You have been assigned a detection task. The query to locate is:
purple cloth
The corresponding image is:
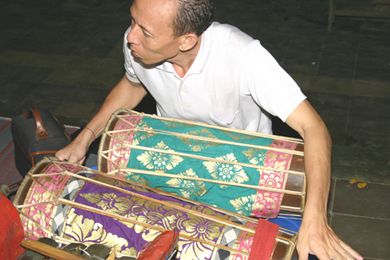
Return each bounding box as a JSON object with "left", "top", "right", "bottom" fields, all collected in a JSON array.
[{"left": 71, "top": 182, "right": 226, "bottom": 253}]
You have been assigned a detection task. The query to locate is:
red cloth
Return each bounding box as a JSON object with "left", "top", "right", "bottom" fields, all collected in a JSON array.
[
  {"left": 137, "top": 230, "right": 179, "bottom": 260},
  {"left": 249, "top": 219, "right": 279, "bottom": 260},
  {"left": 0, "top": 193, "right": 25, "bottom": 259}
]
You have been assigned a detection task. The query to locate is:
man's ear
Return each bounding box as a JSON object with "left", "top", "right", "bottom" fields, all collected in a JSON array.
[{"left": 179, "top": 33, "right": 199, "bottom": 52}]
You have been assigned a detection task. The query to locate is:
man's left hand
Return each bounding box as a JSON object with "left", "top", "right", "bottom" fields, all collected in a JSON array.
[{"left": 296, "top": 213, "right": 363, "bottom": 260}]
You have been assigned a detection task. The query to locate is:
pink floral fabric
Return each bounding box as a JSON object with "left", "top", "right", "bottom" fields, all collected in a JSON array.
[
  {"left": 252, "top": 140, "right": 298, "bottom": 218},
  {"left": 19, "top": 163, "right": 82, "bottom": 239},
  {"left": 106, "top": 114, "right": 142, "bottom": 173}
]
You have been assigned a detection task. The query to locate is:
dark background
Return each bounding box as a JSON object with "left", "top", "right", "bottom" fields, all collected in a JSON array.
[{"left": 0, "top": 1, "right": 389, "bottom": 258}]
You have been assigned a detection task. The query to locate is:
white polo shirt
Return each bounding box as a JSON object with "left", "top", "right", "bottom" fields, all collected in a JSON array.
[{"left": 123, "top": 22, "right": 306, "bottom": 134}]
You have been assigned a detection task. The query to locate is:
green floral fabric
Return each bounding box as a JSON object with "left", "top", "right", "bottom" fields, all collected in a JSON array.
[{"left": 126, "top": 117, "right": 273, "bottom": 215}]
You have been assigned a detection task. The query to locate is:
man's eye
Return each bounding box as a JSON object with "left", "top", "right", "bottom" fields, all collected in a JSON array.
[{"left": 142, "top": 30, "right": 152, "bottom": 38}]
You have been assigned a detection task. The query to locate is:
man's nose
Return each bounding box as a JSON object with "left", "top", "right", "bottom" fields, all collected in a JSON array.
[{"left": 127, "top": 25, "right": 139, "bottom": 45}]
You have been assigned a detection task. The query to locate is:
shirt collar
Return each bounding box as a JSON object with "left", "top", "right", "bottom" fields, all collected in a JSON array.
[{"left": 156, "top": 22, "right": 214, "bottom": 75}]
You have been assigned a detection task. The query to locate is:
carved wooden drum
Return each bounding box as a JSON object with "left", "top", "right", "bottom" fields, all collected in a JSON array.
[
  {"left": 99, "top": 109, "right": 306, "bottom": 218},
  {"left": 14, "top": 158, "right": 298, "bottom": 259}
]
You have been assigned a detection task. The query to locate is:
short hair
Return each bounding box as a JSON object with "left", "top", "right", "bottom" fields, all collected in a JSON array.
[{"left": 172, "top": 0, "right": 215, "bottom": 36}]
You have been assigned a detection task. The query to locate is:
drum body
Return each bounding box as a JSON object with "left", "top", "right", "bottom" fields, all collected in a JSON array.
[
  {"left": 14, "top": 158, "right": 297, "bottom": 259},
  {"left": 99, "top": 109, "right": 306, "bottom": 218}
]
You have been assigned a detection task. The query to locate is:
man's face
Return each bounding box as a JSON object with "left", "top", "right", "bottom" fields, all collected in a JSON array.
[{"left": 127, "top": 0, "right": 181, "bottom": 65}]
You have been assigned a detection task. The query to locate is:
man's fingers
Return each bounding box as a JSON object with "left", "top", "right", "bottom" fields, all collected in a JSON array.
[
  {"left": 325, "top": 231, "right": 360, "bottom": 260},
  {"left": 329, "top": 246, "right": 353, "bottom": 260},
  {"left": 56, "top": 155, "right": 64, "bottom": 161},
  {"left": 339, "top": 241, "right": 363, "bottom": 260},
  {"left": 313, "top": 248, "right": 332, "bottom": 260},
  {"left": 310, "top": 234, "right": 360, "bottom": 260},
  {"left": 68, "top": 154, "right": 80, "bottom": 164},
  {"left": 296, "top": 219, "right": 362, "bottom": 260},
  {"left": 55, "top": 150, "right": 67, "bottom": 161},
  {"left": 55, "top": 151, "right": 85, "bottom": 165},
  {"left": 298, "top": 249, "right": 309, "bottom": 260},
  {"left": 79, "top": 156, "right": 86, "bottom": 165}
]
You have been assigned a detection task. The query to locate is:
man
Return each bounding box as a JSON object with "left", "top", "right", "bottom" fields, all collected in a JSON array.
[{"left": 56, "top": 0, "right": 362, "bottom": 259}]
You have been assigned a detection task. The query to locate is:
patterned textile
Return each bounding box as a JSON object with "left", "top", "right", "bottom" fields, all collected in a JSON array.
[
  {"left": 52, "top": 178, "right": 84, "bottom": 235},
  {"left": 63, "top": 182, "right": 231, "bottom": 259},
  {"left": 104, "top": 112, "right": 298, "bottom": 218},
  {"left": 17, "top": 160, "right": 285, "bottom": 259},
  {"left": 19, "top": 163, "right": 83, "bottom": 239}
]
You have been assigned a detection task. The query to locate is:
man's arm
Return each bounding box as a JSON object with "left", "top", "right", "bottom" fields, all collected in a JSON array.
[
  {"left": 286, "top": 100, "right": 362, "bottom": 260},
  {"left": 56, "top": 75, "right": 147, "bottom": 163}
]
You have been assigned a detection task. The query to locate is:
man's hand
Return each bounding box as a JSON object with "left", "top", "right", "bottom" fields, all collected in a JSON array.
[
  {"left": 286, "top": 101, "right": 363, "bottom": 260},
  {"left": 297, "top": 211, "right": 363, "bottom": 260},
  {"left": 55, "top": 129, "right": 93, "bottom": 164}
]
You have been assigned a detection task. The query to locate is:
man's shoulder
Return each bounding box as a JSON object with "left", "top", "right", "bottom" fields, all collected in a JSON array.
[{"left": 206, "top": 22, "right": 255, "bottom": 49}]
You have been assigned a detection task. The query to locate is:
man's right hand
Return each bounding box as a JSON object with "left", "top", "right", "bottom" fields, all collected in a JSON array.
[{"left": 55, "top": 129, "right": 94, "bottom": 164}]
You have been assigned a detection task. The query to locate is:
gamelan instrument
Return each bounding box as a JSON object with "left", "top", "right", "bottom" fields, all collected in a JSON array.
[
  {"left": 98, "top": 109, "right": 306, "bottom": 218},
  {"left": 14, "top": 158, "right": 298, "bottom": 259}
]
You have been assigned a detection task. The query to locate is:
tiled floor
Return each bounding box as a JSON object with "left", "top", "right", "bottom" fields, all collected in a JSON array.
[
  {"left": 0, "top": 0, "right": 389, "bottom": 258},
  {"left": 329, "top": 179, "right": 390, "bottom": 259}
]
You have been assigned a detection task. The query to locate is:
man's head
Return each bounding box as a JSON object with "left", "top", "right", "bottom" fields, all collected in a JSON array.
[
  {"left": 127, "top": 0, "right": 214, "bottom": 66},
  {"left": 172, "top": 0, "right": 215, "bottom": 36}
]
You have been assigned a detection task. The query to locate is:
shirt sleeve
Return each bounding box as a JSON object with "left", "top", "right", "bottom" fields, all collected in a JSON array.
[
  {"left": 240, "top": 41, "right": 306, "bottom": 122},
  {"left": 123, "top": 27, "right": 141, "bottom": 84}
]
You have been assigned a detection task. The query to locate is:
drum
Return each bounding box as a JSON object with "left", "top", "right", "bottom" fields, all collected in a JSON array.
[
  {"left": 98, "top": 109, "right": 306, "bottom": 218},
  {"left": 14, "top": 158, "right": 297, "bottom": 259}
]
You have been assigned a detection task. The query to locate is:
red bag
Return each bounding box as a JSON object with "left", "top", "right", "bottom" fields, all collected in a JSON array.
[
  {"left": 0, "top": 193, "right": 25, "bottom": 259},
  {"left": 137, "top": 230, "right": 179, "bottom": 260},
  {"left": 248, "top": 219, "right": 279, "bottom": 260}
]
